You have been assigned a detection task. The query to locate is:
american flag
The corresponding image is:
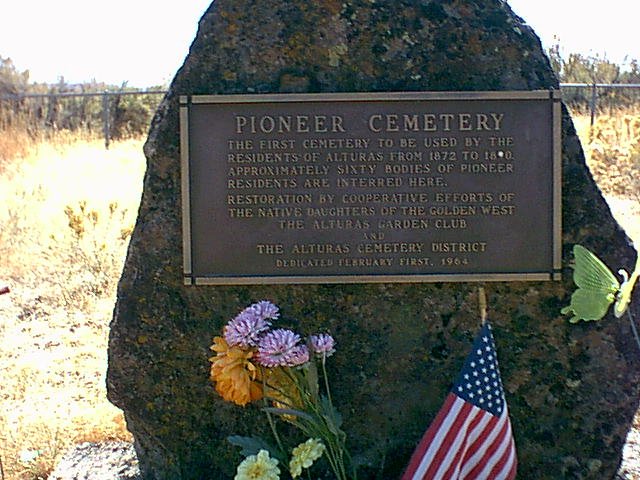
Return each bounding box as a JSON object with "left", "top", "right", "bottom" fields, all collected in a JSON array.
[{"left": 402, "top": 321, "right": 517, "bottom": 480}]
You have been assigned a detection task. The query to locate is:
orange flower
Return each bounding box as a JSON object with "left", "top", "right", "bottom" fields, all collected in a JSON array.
[{"left": 209, "top": 336, "right": 263, "bottom": 406}]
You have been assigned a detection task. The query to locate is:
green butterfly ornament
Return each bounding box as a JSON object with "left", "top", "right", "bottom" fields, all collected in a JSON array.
[{"left": 561, "top": 244, "right": 639, "bottom": 323}]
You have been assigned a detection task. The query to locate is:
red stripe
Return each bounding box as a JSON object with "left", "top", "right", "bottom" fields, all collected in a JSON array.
[
  {"left": 504, "top": 449, "right": 518, "bottom": 480},
  {"left": 460, "top": 413, "right": 499, "bottom": 464},
  {"left": 487, "top": 431, "right": 515, "bottom": 479},
  {"left": 463, "top": 413, "right": 509, "bottom": 478},
  {"left": 421, "top": 400, "right": 475, "bottom": 479},
  {"left": 401, "top": 393, "right": 459, "bottom": 479},
  {"left": 441, "top": 408, "right": 485, "bottom": 478}
]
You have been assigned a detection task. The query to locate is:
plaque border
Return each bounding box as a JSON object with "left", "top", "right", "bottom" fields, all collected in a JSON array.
[
  {"left": 180, "top": 90, "right": 562, "bottom": 285},
  {"left": 180, "top": 96, "right": 194, "bottom": 285}
]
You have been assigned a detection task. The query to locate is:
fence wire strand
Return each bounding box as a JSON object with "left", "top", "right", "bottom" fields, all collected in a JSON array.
[{"left": 1, "top": 84, "right": 640, "bottom": 148}]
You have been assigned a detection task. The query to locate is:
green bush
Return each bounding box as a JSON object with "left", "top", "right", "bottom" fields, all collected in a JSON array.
[{"left": 0, "top": 54, "right": 165, "bottom": 138}]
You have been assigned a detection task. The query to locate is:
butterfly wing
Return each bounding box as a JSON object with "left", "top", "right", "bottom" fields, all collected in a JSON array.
[
  {"left": 572, "top": 245, "right": 619, "bottom": 291},
  {"left": 561, "top": 288, "right": 617, "bottom": 323},
  {"left": 614, "top": 257, "right": 640, "bottom": 317},
  {"left": 561, "top": 245, "right": 620, "bottom": 323}
]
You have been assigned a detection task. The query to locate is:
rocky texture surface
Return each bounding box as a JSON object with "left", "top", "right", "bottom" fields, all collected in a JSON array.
[
  {"left": 107, "top": 1, "right": 640, "bottom": 479},
  {"left": 48, "top": 442, "right": 140, "bottom": 480},
  {"left": 47, "top": 436, "right": 640, "bottom": 480}
]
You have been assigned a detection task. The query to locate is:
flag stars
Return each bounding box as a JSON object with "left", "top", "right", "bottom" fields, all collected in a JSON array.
[
  {"left": 451, "top": 324, "right": 509, "bottom": 417},
  {"left": 406, "top": 323, "right": 516, "bottom": 480}
]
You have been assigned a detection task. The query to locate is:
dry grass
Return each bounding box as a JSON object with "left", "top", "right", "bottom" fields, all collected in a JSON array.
[
  {"left": 0, "top": 132, "right": 145, "bottom": 479},
  {"left": 0, "top": 108, "right": 638, "bottom": 479},
  {"left": 572, "top": 109, "right": 640, "bottom": 245}
]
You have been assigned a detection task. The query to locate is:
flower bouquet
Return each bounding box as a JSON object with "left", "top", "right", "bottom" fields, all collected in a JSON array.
[{"left": 209, "top": 301, "right": 355, "bottom": 480}]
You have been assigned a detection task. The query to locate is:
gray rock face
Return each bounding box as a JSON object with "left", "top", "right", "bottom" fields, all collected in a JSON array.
[
  {"left": 107, "top": 1, "right": 639, "bottom": 479},
  {"left": 48, "top": 442, "right": 140, "bottom": 480}
]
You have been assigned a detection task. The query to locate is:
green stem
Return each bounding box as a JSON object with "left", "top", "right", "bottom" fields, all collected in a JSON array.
[
  {"left": 321, "top": 356, "right": 334, "bottom": 409},
  {"left": 261, "top": 371, "right": 285, "bottom": 456},
  {"left": 265, "top": 408, "right": 285, "bottom": 456},
  {"left": 627, "top": 309, "right": 640, "bottom": 354},
  {"left": 320, "top": 357, "right": 354, "bottom": 479},
  {"left": 274, "top": 365, "right": 354, "bottom": 479}
]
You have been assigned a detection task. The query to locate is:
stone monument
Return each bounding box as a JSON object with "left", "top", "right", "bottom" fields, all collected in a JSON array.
[{"left": 107, "top": 1, "right": 640, "bottom": 478}]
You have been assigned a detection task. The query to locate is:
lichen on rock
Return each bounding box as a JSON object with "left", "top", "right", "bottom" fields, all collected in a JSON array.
[{"left": 107, "top": 1, "right": 640, "bottom": 479}]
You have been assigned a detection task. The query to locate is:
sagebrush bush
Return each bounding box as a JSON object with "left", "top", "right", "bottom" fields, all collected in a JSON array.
[
  {"left": 583, "top": 114, "right": 640, "bottom": 200},
  {"left": 0, "top": 134, "right": 143, "bottom": 480}
]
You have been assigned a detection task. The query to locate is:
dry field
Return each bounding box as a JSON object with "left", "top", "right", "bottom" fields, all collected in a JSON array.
[
  {"left": 0, "top": 109, "right": 638, "bottom": 479},
  {"left": 0, "top": 130, "right": 145, "bottom": 479},
  {"left": 575, "top": 110, "right": 640, "bottom": 245}
]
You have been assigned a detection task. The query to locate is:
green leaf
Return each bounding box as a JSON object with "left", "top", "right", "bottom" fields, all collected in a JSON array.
[
  {"left": 305, "top": 359, "right": 320, "bottom": 401},
  {"left": 263, "top": 406, "right": 315, "bottom": 422},
  {"left": 263, "top": 395, "right": 296, "bottom": 409},
  {"left": 320, "top": 395, "right": 343, "bottom": 433},
  {"left": 227, "top": 435, "right": 274, "bottom": 458}
]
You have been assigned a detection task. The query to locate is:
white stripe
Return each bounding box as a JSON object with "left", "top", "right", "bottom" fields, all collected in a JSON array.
[
  {"left": 412, "top": 396, "right": 467, "bottom": 479},
  {"left": 473, "top": 408, "right": 514, "bottom": 479},
  {"left": 459, "top": 406, "right": 509, "bottom": 478},
  {"left": 433, "top": 407, "right": 483, "bottom": 479},
  {"left": 461, "top": 409, "right": 494, "bottom": 454},
  {"left": 450, "top": 407, "right": 494, "bottom": 477},
  {"left": 493, "top": 436, "right": 517, "bottom": 480}
]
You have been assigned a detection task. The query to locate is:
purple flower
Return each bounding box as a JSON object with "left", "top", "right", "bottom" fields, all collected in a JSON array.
[
  {"left": 224, "top": 301, "right": 279, "bottom": 348},
  {"left": 309, "top": 334, "right": 336, "bottom": 358},
  {"left": 249, "top": 300, "right": 280, "bottom": 321},
  {"left": 223, "top": 301, "right": 280, "bottom": 348},
  {"left": 287, "top": 345, "right": 310, "bottom": 366},
  {"left": 255, "top": 329, "right": 309, "bottom": 368},
  {"left": 223, "top": 312, "right": 270, "bottom": 348}
]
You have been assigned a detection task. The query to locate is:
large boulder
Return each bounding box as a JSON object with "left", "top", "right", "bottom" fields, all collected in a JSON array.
[{"left": 107, "top": 1, "right": 639, "bottom": 478}]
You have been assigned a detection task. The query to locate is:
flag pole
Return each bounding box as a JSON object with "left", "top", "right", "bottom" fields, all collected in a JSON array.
[
  {"left": 479, "top": 287, "right": 487, "bottom": 326},
  {"left": 401, "top": 284, "right": 517, "bottom": 480}
]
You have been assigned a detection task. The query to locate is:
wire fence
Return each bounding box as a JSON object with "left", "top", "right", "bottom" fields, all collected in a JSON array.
[
  {"left": 560, "top": 83, "right": 640, "bottom": 125},
  {"left": 0, "top": 90, "right": 166, "bottom": 149},
  {"left": 1, "top": 83, "right": 640, "bottom": 149}
]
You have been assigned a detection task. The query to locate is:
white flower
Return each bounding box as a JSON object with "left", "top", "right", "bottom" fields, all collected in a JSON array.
[
  {"left": 289, "top": 439, "right": 326, "bottom": 478},
  {"left": 234, "top": 449, "right": 280, "bottom": 480}
]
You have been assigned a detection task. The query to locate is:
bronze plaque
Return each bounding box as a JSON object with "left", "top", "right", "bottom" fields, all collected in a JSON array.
[{"left": 180, "top": 91, "right": 562, "bottom": 285}]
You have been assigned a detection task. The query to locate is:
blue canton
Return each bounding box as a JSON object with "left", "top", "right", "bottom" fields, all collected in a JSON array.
[{"left": 452, "top": 322, "right": 506, "bottom": 417}]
